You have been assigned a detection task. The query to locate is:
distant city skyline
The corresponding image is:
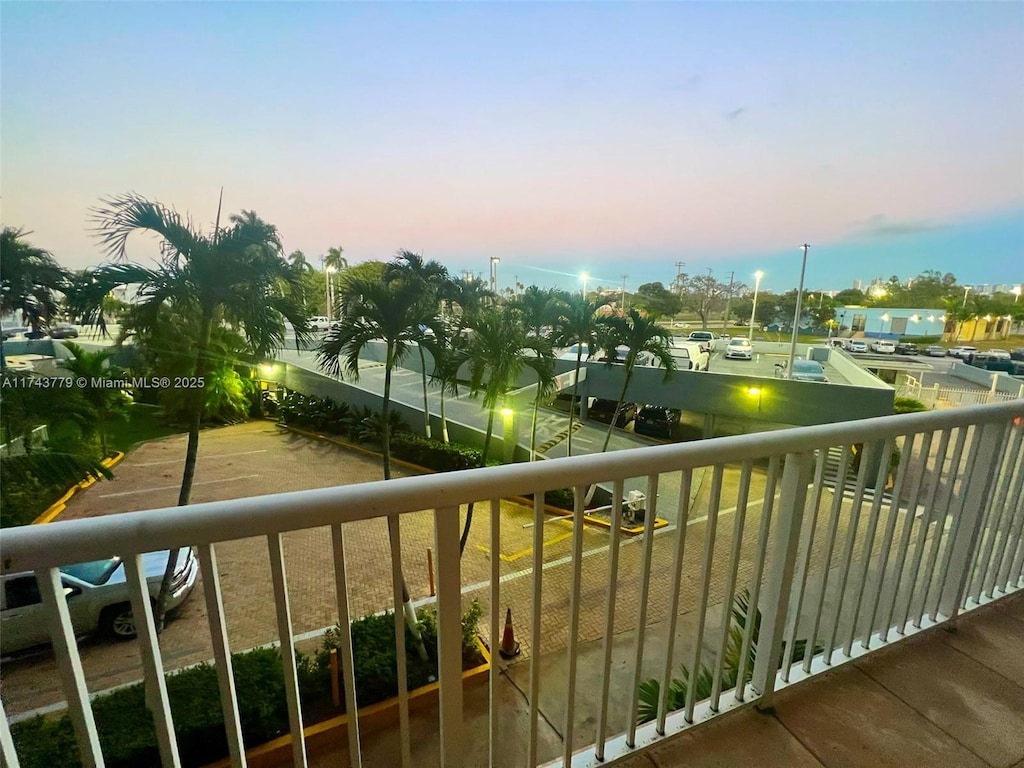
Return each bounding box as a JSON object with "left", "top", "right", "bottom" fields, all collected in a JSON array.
[{"left": 2, "top": 3, "right": 1021, "bottom": 296}]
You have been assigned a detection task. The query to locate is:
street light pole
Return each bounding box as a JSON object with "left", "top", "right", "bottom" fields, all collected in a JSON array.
[
  {"left": 580, "top": 272, "right": 589, "bottom": 298},
  {"left": 490, "top": 257, "right": 500, "bottom": 294},
  {"left": 748, "top": 270, "right": 764, "bottom": 341},
  {"left": 620, "top": 274, "right": 628, "bottom": 310},
  {"left": 786, "top": 244, "right": 810, "bottom": 378}
]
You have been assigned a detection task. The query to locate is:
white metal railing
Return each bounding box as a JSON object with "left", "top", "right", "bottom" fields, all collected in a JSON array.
[
  {"left": 0, "top": 425, "right": 49, "bottom": 458},
  {"left": 900, "top": 377, "right": 1023, "bottom": 409},
  {"left": 2, "top": 401, "right": 1023, "bottom": 768}
]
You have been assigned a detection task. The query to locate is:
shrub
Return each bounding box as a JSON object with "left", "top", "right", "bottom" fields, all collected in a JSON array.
[
  {"left": 544, "top": 487, "right": 575, "bottom": 510},
  {"left": 893, "top": 397, "right": 929, "bottom": 414},
  {"left": 390, "top": 433, "right": 484, "bottom": 472}
]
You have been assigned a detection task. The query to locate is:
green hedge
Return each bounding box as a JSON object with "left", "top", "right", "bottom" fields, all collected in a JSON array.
[
  {"left": 390, "top": 433, "right": 483, "bottom": 472},
  {"left": 12, "top": 602, "right": 483, "bottom": 768}
]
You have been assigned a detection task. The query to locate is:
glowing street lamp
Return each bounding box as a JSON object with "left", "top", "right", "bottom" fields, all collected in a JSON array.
[
  {"left": 580, "top": 272, "right": 589, "bottom": 298},
  {"left": 1013, "top": 286, "right": 1022, "bottom": 303},
  {"left": 748, "top": 270, "right": 764, "bottom": 341}
]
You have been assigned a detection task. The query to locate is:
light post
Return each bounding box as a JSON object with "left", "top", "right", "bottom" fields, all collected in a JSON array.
[
  {"left": 786, "top": 245, "right": 810, "bottom": 378},
  {"left": 962, "top": 286, "right": 971, "bottom": 309},
  {"left": 748, "top": 270, "right": 764, "bottom": 340},
  {"left": 620, "top": 274, "right": 628, "bottom": 310},
  {"left": 879, "top": 312, "right": 890, "bottom": 336},
  {"left": 489, "top": 257, "right": 500, "bottom": 293},
  {"left": 1013, "top": 286, "right": 1021, "bottom": 303},
  {"left": 580, "top": 272, "right": 589, "bottom": 298},
  {"left": 325, "top": 266, "right": 337, "bottom": 323}
]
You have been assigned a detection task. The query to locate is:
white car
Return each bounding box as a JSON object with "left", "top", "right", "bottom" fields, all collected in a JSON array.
[
  {"left": 670, "top": 339, "right": 710, "bottom": 371},
  {"left": 309, "top": 316, "right": 331, "bottom": 332},
  {"left": 847, "top": 339, "right": 868, "bottom": 353},
  {"left": 0, "top": 549, "right": 198, "bottom": 654},
  {"left": 987, "top": 349, "right": 1011, "bottom": 360},
  {"left": 871, "top": 340, "right": 896, "bottom": 354},
  {"left": 687, "top": 331, "right": 716, "bottom": 352},
  {"left": 723, "top": 338, "right": 753, "bottom": 360},
  {"left": 947, "top": 345, "right": 979, "bottom": 359}
]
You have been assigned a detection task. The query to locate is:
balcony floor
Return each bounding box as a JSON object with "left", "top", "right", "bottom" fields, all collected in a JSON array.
[{"left": 305, "top": 591, "right": 1024, "bottom": 767}]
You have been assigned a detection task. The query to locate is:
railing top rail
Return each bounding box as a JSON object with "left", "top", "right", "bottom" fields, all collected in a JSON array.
[{"left": 3, "top": 400, "right": 1022, "bottom": 572}]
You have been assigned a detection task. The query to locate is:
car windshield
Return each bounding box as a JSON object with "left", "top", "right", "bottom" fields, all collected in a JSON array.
[
  {"left": 793, "top": 361, "right": 824, "bottom": 374},
  {"left": 61, "top": 558, "right": 121, "bottom": 585},
  {"left": 728, "top": 339, "right": 749, "bottom": 346}
]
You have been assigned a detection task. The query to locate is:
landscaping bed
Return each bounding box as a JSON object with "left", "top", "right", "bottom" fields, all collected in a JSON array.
[{"left": 11, "top": 602, "right": 485, "bottom": 768}]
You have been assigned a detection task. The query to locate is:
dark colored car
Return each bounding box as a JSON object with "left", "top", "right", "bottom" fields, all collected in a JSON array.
[
  {"left": 895, "top": 342, "right": 919, "bottom": 355},
  {"left": 588, "top": 398, "right": 638, "bottom": 427},
  {"left": 1011, "top": 349, "right": 1024, "bottom": 362},
  {"left": 1, "top": 326, "right": 29, "bottom": 340},
  {"left": 634, "top": 406, "right": 681, "bottom": 439},
  {"left": 49, "top": 324, "right": 79, "bottom": 339}
]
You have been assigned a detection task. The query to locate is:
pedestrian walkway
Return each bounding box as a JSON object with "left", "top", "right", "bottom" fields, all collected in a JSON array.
[{"left": 303, "top": 590, "right": 1024, "bottom": 767}]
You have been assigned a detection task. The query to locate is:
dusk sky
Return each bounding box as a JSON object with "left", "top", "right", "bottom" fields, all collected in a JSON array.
[{"left": 2, "top": 2, "right": 1022, "bottom": 295}]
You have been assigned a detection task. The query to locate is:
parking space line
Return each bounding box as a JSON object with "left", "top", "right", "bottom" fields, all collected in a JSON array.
[
  {"left": 99, "top": 475, "right": 260, "bottom": 498},
  {"left": 134, "top": 450, "right": 268, "bottom": 467}
]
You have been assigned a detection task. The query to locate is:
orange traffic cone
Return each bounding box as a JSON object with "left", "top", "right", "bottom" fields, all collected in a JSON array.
[{"left": 498, "top": 607, "right": 521, "bottom": 659}]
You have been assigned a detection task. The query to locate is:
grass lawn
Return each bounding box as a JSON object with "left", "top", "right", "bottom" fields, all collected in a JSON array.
[{"left": 107, "top": 404, "right": 186, "bottom": 454}]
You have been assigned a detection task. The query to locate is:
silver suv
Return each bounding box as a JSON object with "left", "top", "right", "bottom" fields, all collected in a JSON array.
[{"left": 0, "top": 548, "right": 198, "bottom": 655}]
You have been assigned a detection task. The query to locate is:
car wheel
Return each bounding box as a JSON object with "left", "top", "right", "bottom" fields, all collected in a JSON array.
[{"left": 100, "top": 603, "right": 138, "bottom": 641}]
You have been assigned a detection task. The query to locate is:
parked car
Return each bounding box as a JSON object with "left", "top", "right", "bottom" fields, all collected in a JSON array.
[
  {"left": 947, "top": 345, "right": 979, "bottom": 359},
  {"left": 895, "top": 342, "right": 920, "bottom": 355},
  {"left": 634, "top": 406, "right": 681, "bottom": 439},
  {"left": 1011, "top": 349, "right": 1024, "bottom": 362},
  {"left": 924, "top": 345, "right": 947, "bottom": 357},
  {"left": 846, "top": 339, "right": 868, "bottom": 353},
  {"left": 871, "top": 340, "right": 896, "bottom": 354},
  {"left": 48, "top": 323, "right": 79, "bottom": 339},
  {"left": 687, "top": 331, "right": 716, "bottom": 352},
  {"left": 1, "top": 326, "right": 30, "bottom": 340},
  {"left": 827, "top": 338, "right": 847, "bottom": 349},
  {"left": 1, "top": 549, "right": 198, "bottom": 654},
  {"left": 777, "top": 359, "right": 829, "bottom": 383},
  {"left": 309, "top": 316, "right": 331, "bottom": 332},
  {"left": 986, "top": 349, "right": 1011, "bottom": 360},
  {"left": 558, "top": 343, "right": 594, "bottom": 362},
  {"left": 668, "top": 339, "right": 710, "bottom": 371},
  {"left": 588, "top": 398, "right": 638, "bottom": 427},
  {"left": 723, "top": 337, "right": 753, "bottom": 360},
  {"left": 968, "top": 355, "right": 1024, "bottom": 376}
]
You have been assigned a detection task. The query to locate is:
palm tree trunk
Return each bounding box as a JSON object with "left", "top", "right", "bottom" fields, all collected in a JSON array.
[
  {"left": 383, "top": 343, "right": 429, "bottom": 660},
  {"left": 439, "top": 392, "right": 450, "bottom": 444},
  {"left": 530, "top": 386, "right": 541, "bottom": 461},
  {"left": 459, "top": 407, "right": 495, "bottom": 553},
  {"left": 567, "top": 347, "right": 584, "bottom": 457},
  {"left": 155, "top": 310, "right": 213, "bottom": 630},
  {"left": 418, "top": 346, "right": 432, "bottom": 439},
  {"left": 601, "top": 365, "right": 633, "bottom": 453}
]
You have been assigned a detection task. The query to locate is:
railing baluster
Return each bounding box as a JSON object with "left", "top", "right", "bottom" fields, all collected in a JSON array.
[
  {"left": 864, "top": 435, "right": 915, "bottom": 648},
  {"left": 936, "top": 422, "right": 1007, "bottom": 619},
  {"left": 882, "top": 431, "right": 932, "bottom": 642},
  {"left": 0, "top": 698, "right": 20, "bottom": 768},
  {"left": 266, "top": 533, "right": 307, "bottom": 768},
  {"left": 844, "top": 437, "right": 895, "bottom": 656},
  {"left": 735, "top": 455, "right": 779, "bottom": 701},
  {"left": 824, "top": 440, "right": 877, "bottom": 662},
  {"left": 37, "top": 566, "right": 104, "bottom": 767},
  {"left": 751, "top": 452, "right": 814, "bottom": 708},
  {"left": 978, "top": 424, "right": 1024, "bottom": 598},
  {"left": 528, "top": 491, "right": 545, "bottom": 767},
  {"left": 385, "top": 514, "right": 411, "bottom": 768},
  {"left": 804, "top": 445, "right": 852, "bottom": 674},
  {"left": 596, "top": 480, "right": 625, "bottom": 759},
  {"left": 123, "top": 554, "right": 181, "bottom": 768},
  {"left": 998, "top": 437, "right": 1024, "bottom": 590},
  {"left": 916, "top": 427, "right": 968, "bottom": 626},
  {"left": 656, "top": 470, "right": 692, "bottom": 735},
  {"left": 562, "top": 486, "right": 587, "bottom": 765},
  {"left": 901, "top": 428, "right": 952, "bottom": 631},
  {"left": 434, "top": 506, "right": 463, "bottom": 768},
  {"left": 781, "top": 450, "right": 825, "bottom": 681},
  {"left": 626, "top": 474, "right": 660, "bottom": 746},
  {"left": 712, "top": 461, "right": 752, "bottom": 702},
  {"left": 330, "top": 525, "right": 361, "bottom": 768},
  {"left": 684, "top": 465, "right": 722, "bottom": 723},
  {"left": 488, "top": 497, "right": 500, "bottom": 768}
]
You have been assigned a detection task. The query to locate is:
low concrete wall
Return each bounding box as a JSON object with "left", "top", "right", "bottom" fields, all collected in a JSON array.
[
  {"left": 949, "top": 363, "right": 1024, "bottom": 395},
  {"left": 826, "top": 349, "right": 892, "bottom": 389}
]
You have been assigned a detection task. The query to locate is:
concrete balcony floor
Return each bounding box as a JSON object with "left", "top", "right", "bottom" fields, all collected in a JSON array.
[{"left": 306, "top": 591, "right": 1024, "bottom": 767}]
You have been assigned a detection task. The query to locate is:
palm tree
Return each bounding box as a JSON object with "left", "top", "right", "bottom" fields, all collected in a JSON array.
[
  {"left": 421, "top": 330, "right": 464, "bottom": 445},
  {"left": 553, "top": 294, "right": 612, "bottom": 456},
  {"left": 511, "top": 286, "right": 562, "bottom": 459},
  {"left": 596, "top": 309, "right": 676, "bottom": 452},
  {"left": 384, "top": 251, "right": 450, "bottom": 440},
  {"left": 0, "top": 228, "right": 69, "bottom": 358},
  {"left": 460, "top": 305, "right": 554, "bottom": 552},
  {"left": 323, "top": 246, "right": 347, "bottom": 272},
  {"left": 61, "top": 342, "right": 128, "bottom": 457},
  {"left": 78, "top": 193, "right": 312, "bottom": 626},
  {"left": 317, "top": 270, "right": 434, "bottom": 655}
]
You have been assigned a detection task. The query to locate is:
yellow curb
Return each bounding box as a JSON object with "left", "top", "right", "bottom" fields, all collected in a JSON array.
[
  {"left": 204, "top": 637, "right": 491, "bottom": 768},
  {"left": 32, "top": 451, "right": 125, "bottom": 525}
]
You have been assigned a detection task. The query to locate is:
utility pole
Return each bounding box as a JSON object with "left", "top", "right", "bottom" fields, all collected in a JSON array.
[
  {"left": 620, "top": 274, "right": 629, "bottom": 310},
  {"left": 674, "top": 261, "right": 686, "bottom": 295},
  {"left": 722, "top": 271, "right": 735, "bottom": 329},
  {"left": 787, "top": 244, "right": 811, "bottom": 378}
]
